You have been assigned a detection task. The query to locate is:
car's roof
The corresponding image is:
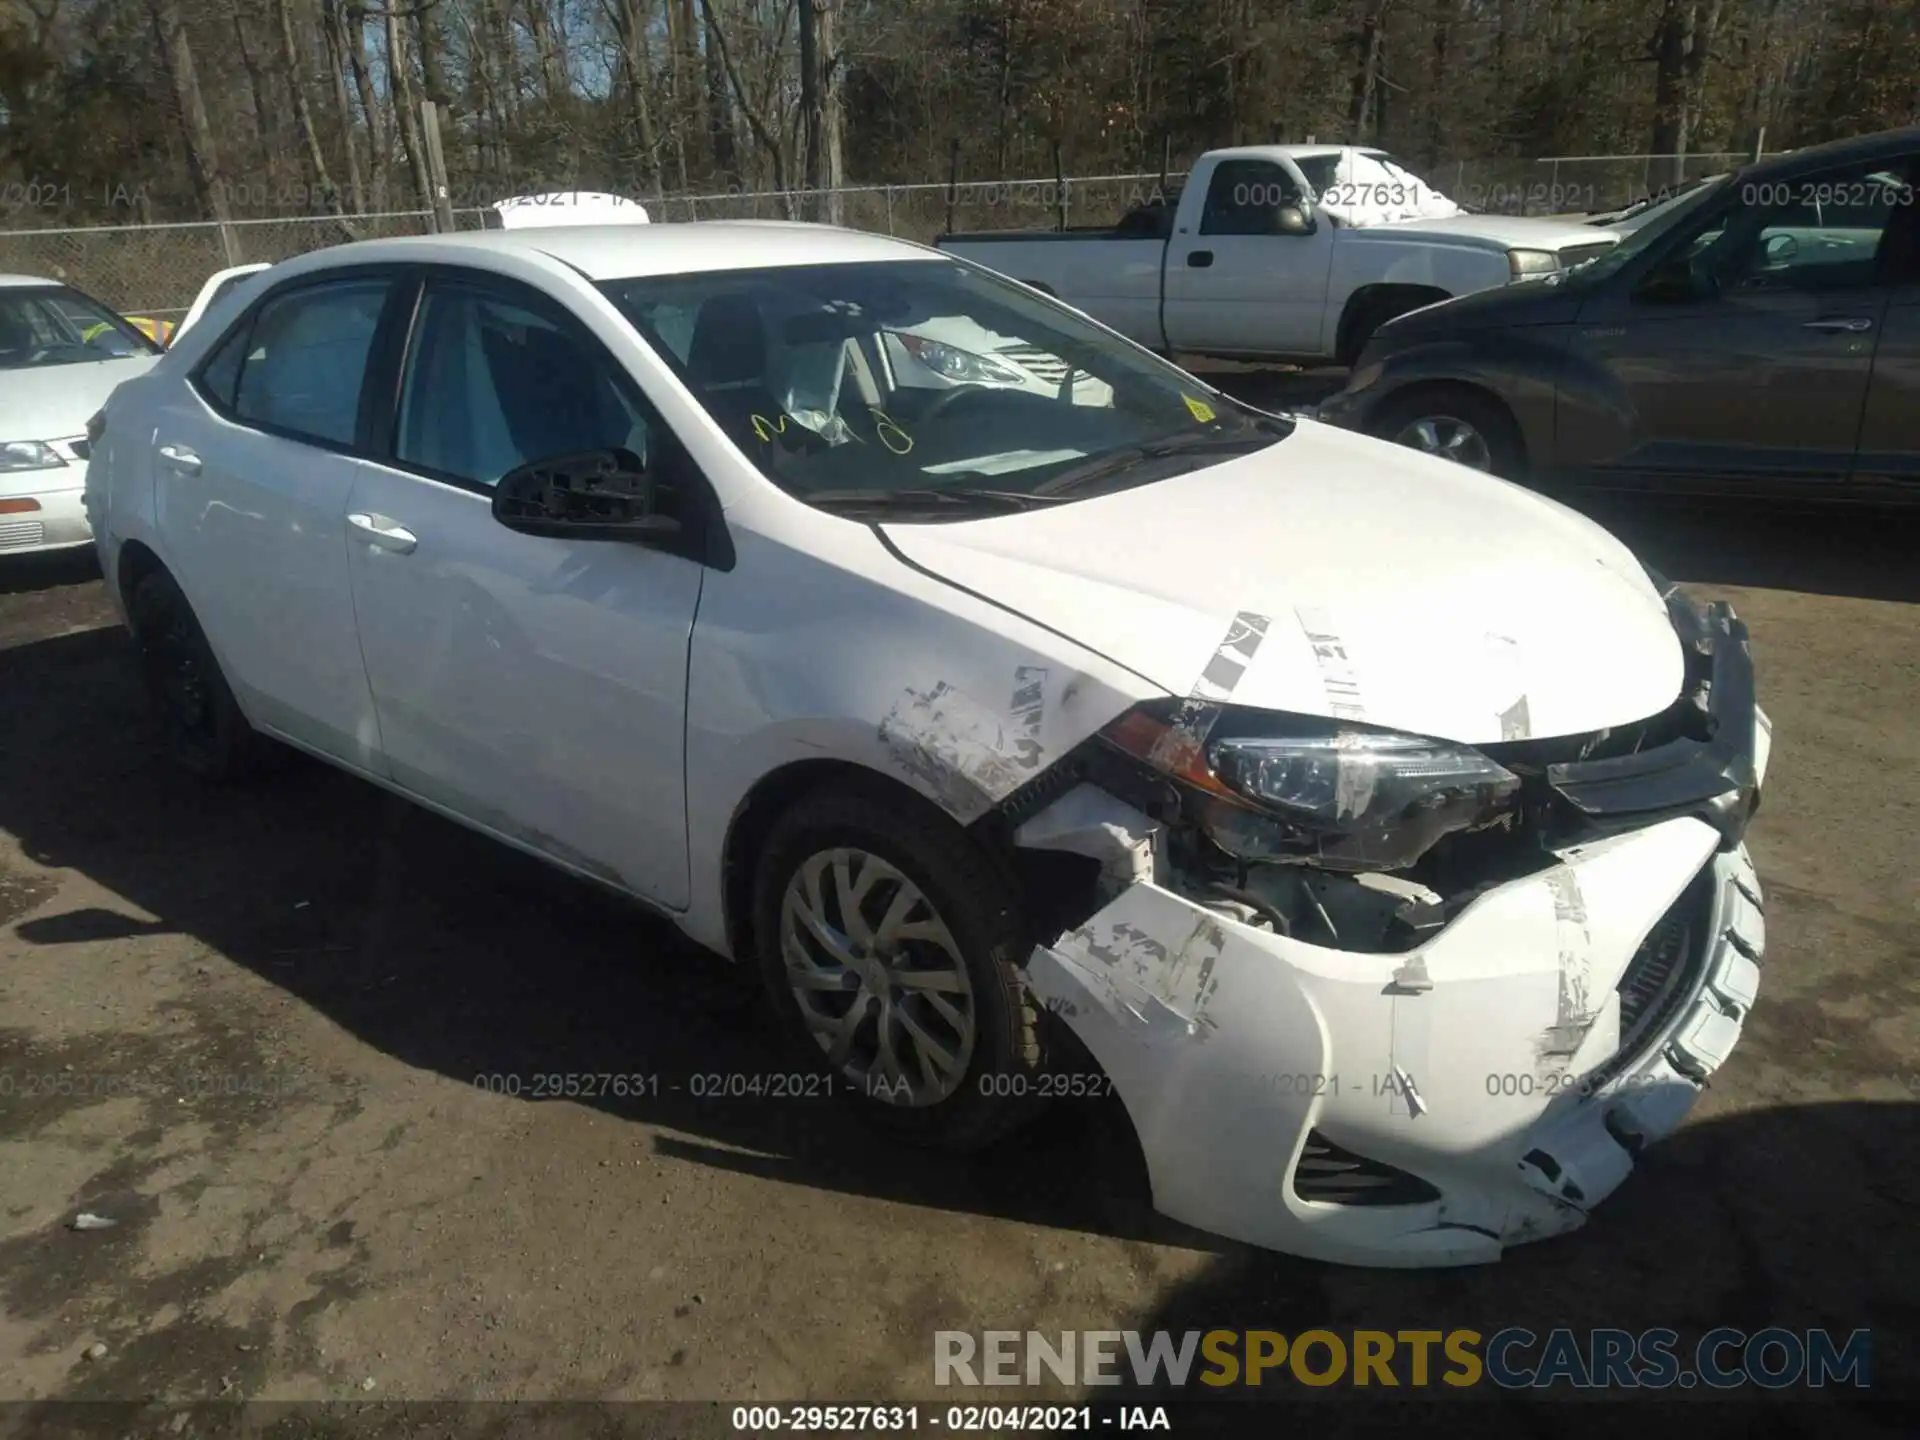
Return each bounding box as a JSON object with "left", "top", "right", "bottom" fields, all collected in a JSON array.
[
  {"left": 0, "top": 273, "right": 61, "bottom": 289},
  {"left": 287, "top": 221, "right": 939, "bottom": 281},
  {"left": 1740, "top": 125, "right": 1920, "bottom": 183}
]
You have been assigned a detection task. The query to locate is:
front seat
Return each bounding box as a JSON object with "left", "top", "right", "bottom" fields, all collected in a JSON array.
[{"left": 685, "top": 294, "right": 787, "bottom": 449}]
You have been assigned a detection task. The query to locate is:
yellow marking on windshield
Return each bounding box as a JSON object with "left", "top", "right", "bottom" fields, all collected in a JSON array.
[{"left": 1183, "top": 395, "right": 1217, "bottom": 423}]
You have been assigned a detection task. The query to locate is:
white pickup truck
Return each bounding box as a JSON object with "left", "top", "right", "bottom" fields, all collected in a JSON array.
[{"left": 936, "top": 145, "right": 1621, "bottom": 365}]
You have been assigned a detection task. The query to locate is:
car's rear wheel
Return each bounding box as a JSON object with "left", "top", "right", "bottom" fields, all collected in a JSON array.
[
  {"left": 127, "top": 569, "right": 271, "bottom": 781},
  {"left": 1371, "top": 386, "right": 1526, "bottom": 480},
  {"left": 752, "top": 782, "right": 1043, "bottom": 1151}
]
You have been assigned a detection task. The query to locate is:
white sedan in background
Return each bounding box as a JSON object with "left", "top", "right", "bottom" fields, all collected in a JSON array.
[
  {"left": 0, "top": 274, "right": 161, "bottom": 556},
  {"left": 86, "top": 222, "right": 1770, "bottom": 1267}
]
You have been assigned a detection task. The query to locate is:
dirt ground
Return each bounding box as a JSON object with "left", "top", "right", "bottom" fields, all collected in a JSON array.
[{"left": 1, "top": 400, "right": 1917, "bottom": 1428}]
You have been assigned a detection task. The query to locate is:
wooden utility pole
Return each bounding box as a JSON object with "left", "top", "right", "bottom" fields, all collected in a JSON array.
[{"left": 421, "top": 101, "right": 456, "bottom": 232}]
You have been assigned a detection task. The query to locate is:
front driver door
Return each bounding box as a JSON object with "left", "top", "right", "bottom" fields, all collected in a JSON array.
[
  {"left": 342, "top": 271, "right": 707, "bottom": 907},
  {"left": 1161, "top": 158, "right": 1334, "bottom": 357},
  {"left": 1561, "top": 160, "right": 1902, "bottom": 493}
]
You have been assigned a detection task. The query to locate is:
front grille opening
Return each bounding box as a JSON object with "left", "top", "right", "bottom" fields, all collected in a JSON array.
[
  {"left": 1588, "top": 871, "right": 1715, "bottom": 1089},
  {"left": 1293, "top": 1130, "right": 1441, "bottom": 1208}
]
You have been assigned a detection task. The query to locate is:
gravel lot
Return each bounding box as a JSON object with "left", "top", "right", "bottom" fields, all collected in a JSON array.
[{"left": 1, "top": 391, "right": 1915, "bottom": 1428}]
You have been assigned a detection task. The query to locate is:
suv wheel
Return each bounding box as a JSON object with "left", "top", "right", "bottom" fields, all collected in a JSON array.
[
  {"left": 752, "top": 783, "right": 1044, "bottom": 1151},
  {"left": 1372, "top": 387, "right": 1526, "bottom": 480}
]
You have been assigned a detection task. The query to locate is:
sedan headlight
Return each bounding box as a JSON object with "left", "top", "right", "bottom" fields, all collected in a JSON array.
[
  {"left": 1508, "top": 248, "right": 1561, "bottom": 278},
  {"left": 0, "top": 441, "right": 67, "bottom": 474},
  {"left": 1105, "top": 705, "right": 1520, "bottom": 872},
  {"left": 895, "top": 332, "right": 1030, "bottom": 387}
]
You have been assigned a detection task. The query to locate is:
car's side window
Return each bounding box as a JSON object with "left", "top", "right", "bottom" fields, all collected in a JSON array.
[
  {"left": 394, "top": 282, "right": 657, "bottom": 489},
  {"left": 195, "top": 321, "right": 251, "bottom": 410},
  {"left": 230, "top": 279, "right": 389, "bottom": 446},
  {"left": 1200, "top": 161, "right": 1301, "bottom": 237},
  {"left": 1692, "top": 162, "right": 1913, "bottom": 294}
]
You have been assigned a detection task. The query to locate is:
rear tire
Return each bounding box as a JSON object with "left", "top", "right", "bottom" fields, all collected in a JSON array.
[
  {"left": 1370, "top": 385, "right": 1527, "bottom": 481},
  {"left": 127, "top": 569, "right": 273, "bottom": 781},
  {"left": 751, "top": 781, "right": 1044, "bottom": 1152}
]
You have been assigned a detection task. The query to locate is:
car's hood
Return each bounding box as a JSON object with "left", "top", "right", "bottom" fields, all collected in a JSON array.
[
  {"left": 1350, "top": 213, "right": 1620, "bottom": 251},
  {"left": 880, "top": 423, "right": 1683, "bottom": 746},
  {"left": 1373, "top": 274, "right": 1588, "bottom": 337},
  {"left": 0, "top": 355, "right": 158, "bottom": 440}
]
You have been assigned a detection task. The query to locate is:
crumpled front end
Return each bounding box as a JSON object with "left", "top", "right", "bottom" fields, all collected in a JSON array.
[{"left": 1003, "top": 590, "right": 1771, "bottom": 1267}]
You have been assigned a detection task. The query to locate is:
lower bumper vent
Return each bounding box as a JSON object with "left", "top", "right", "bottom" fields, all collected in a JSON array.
[{"left": 1293, "top": 1130, "right": 1441, "bottom": 1207}]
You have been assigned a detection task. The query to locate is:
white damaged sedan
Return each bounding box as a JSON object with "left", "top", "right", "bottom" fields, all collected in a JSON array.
[{"left": 85, "top": 223, "right": 1770, "bottom": 1267}]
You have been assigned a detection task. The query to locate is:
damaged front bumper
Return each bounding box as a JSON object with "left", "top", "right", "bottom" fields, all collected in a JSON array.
[
  {"left": 1024, "top": 818, "right": 1764, "bottom": 1267},
  {"left": 1013, "top": 596, "right": 1771, "bottom": 1267}
]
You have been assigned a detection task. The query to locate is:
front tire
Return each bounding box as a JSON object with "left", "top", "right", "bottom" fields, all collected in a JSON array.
[
  {"left": 127, "top": 569, "right": 271, "bottom": 781},
  {"left": 751, "top": 782, "right": 1044, "bottom": 1151}
]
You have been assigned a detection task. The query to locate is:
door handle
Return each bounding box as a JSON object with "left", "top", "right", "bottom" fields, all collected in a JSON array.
[
  {"left": 156, "top": 443, "right": 201, "bottom": 475},
  {"left": 1802, "top": 317, "right": 1873, "bottom": 332},
  {"left": 1187, "top": 250, "right": 1215, "bottom": 268},
  {"left": 346, "top": 512, "right": 418, "bottom": 554}
]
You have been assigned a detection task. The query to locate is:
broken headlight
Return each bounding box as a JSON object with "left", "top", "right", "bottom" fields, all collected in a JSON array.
[{"left": 1104, "top": 705, "right": 1520, "bottom": 872}]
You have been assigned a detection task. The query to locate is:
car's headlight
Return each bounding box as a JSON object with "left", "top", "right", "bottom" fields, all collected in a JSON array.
[
  {"left": 895, "top": 333, "right": 1030, "bottom": 386},
  {"left": 1508, "top": 248, "right": 1561, "bottom": 278},
  {"left": 1105, "top": 705, "right": 1520, "bottom": 872},
  {"left": 0, "top": 441, "right": 67, "bottom": 474}
]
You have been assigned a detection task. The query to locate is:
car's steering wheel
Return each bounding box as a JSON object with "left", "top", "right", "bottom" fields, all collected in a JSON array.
[{"left": 917, "top": 383, "right": 996, "bottom": 424}]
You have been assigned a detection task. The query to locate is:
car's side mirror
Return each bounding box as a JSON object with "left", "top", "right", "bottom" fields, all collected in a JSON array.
[
  {"left": 1636, "top": 253, "right": 1717, "bottom": 303},
  {"left": 492, "top": 448, "right": 682, "bottom": 543},
  {"left": 1276, "top": 203, "right": 1317, "bottom": 237}
]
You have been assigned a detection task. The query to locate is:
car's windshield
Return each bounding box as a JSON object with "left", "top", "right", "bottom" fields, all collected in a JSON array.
[
  {"left": 1562, "top": 176, "right": 1731, "bottom": 282},
  {"left": 599, "top": 259, "right": 1287, "bottom": 511},
  {"left": 0, "top": 286, "right": 157, "bottom": 369}
]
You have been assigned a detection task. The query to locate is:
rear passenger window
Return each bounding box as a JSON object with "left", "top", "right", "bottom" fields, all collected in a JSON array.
[
  {"left": 195, "top": 323, "right": 249, "bottom": 410},
  {"left": 231, "top": 279, "right": 390, "bottom": 447}
]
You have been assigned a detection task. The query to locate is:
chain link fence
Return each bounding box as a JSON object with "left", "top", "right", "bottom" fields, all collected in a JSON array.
[{"left": 0, "top": 153, "right": 1778, "bottom": 321}]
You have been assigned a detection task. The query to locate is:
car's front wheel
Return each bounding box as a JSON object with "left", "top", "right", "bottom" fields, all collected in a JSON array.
[
  {"left": 1372, "top": 385, "right": 1526, "bottom": 480},
  {"left": 752, "top": 782, "right": 1044, "bottom": 1151}
]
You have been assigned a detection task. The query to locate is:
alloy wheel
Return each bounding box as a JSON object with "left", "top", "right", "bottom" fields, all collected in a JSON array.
[
  {"left": 780, "top": 847, "right": 977, "bottom": 1106},
  {"left": 1393, "top": 414, "right": 1493, "bottom": 471}
]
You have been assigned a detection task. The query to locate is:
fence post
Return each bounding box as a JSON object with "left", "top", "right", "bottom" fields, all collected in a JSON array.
[
  {"left": 1753, "top": 126, "right": 1767, "bottom": 162},
  {"left": 420, "top": 101, "right": 456, "bottom": 233},
  {"left": 884, "top": 186, "right": 895, "bottom": 234},
  {"left": 218, "top": 222, "right": 240, "bottom": 266},
  {"left": 945, "top": 138, "right": 960, "bottom": 236},
  {"left": 1053, "top": 141, "right": 1067, "bottom": 231}
]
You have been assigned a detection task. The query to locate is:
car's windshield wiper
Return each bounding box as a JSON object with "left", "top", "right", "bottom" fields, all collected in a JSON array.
[
  {"left": 1033, "top": 426, "right": 1283, "bottom": 496},
  {"left": 802, "top": 485, "right": 1071, "bottom": 515}
]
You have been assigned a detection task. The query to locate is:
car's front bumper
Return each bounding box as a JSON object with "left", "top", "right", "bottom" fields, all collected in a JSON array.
[
  {"left": 0, "top": 483, "right": 91, "bottom": 555},
  {"left": 1018, "top": 596, "right": 1770, "bottom": 1268},
  {"left": 1025, "top": 816, "right": 1764, "bottom": 1267}
]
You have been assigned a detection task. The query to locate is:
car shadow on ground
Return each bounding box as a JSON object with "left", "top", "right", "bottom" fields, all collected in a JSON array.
[
  {"left": 1097, "top": 1104, "right": 1917, "bottom": 1434},
  {"left": 0, "top": 624, "right": 1170, "bottom": 1250}
]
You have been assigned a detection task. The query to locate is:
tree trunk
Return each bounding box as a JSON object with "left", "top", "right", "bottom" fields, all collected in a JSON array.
[
  {"left": 148, "top": 0, "right": 233, "bottom": 225},
  {"left": 343, "top": 3, "right": 389, "bottom": 202},
  {"left": 798, "top": 0, "right": 824, "bottom": 215},
  {"left": 384, "top": 2, "right": 432, "bottom": 211},
  {"left": 702, "top": 0, "right": 738, "bottom": 186},
  {"left": 1649, "top": 0, "right": 1689, "bottom": 166},
  {"left": 1427, "top": 0, "right": 1455, "bottom": 167},
  {"left": 1347, "top": 0, "right": 1390, "bottom": 143},
  {"left": 275, "top": 0, "right": 349, "bottom": 219},
  {"left": 232, "top": 7, "right": 283, "bottom": 162},
  {"left": 320, "top": 0, "right": 368, "bottom": 211},
  {"left": 414, "top": 0, "right": 452, "bottom": 107},
  {"left": 698, "top": 0, "right": 788, "bottom": 206}
]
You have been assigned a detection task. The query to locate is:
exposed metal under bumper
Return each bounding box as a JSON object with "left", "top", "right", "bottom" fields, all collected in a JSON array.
[{"left": 1545, "top": 599, "right": 1759, "bottom": 849}]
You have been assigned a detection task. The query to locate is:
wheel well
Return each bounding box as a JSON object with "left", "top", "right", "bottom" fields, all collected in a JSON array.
[
  {"left": 116, "top": 539, "right": 165, "bottom": 607},
  {"left": 1337, "top": 283, "right": 1450, "bottom": 364},
  {"left": 719, "top": 760, "right": 954, "bottom": 961}
]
